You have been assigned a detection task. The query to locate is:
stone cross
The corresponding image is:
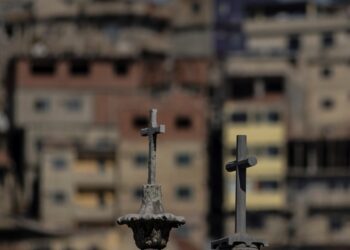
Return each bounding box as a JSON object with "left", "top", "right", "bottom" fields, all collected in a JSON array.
[
  {"left": 140, "top": 109, "right": 165, "bottom": 185},
  {"left": 225, "top": 135, "right": 257, "bottom": 234}
]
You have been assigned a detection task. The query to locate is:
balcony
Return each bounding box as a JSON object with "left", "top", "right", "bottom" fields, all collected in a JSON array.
[
  {"left": 74, "top": 171, "right": 115, "bottom": 188},
  {"left": 224, "top": 124, "right": 285, "bottom": 146},
  {"left": 75, "top": 205, "right": 116, "bottom": 222},
  {"left": 244, "top": 15, "right": 349, "bottom": 36},
  {"left": 224, "top": 190, "right": 287, "bottom": 211}
]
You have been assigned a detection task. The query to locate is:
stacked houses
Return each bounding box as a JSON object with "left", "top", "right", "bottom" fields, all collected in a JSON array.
[{"left": 0, "top": 0, "right": 350, "bottom": 250}]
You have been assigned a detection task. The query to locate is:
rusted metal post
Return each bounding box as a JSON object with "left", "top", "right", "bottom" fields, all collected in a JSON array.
[
  {"left": 212, "top": 135, "right": 267, "bottom": 250},
  {"left": 117, "top": 108, "right": 185, "bottom": 250}
]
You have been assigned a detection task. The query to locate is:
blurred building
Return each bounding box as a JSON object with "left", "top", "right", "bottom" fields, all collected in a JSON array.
[
  {"left": 1, "top": 0, "right": 350, "bottom": 250},
  {"left": 220, "top": 0, "right": 350, "bottom": 249},
  {"left": 115, "top": 90, "right": 208, "bottom": 248},
  {"left": 8, "top": 50, "right": 210, "bottom": 248},
  {"left": 221, "top": 63, "right": 289, "bottom": 246}
]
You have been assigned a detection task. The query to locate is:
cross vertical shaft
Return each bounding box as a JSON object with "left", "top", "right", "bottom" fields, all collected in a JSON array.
[
  {"left": 140, "top": 109, "right": 165, "bottom": 185},
  {"left": 235, "top": 135, "right": 247, "bottom": 234},
  {"left": 211, "top": 135, "right": 266, "bottom": 250},
  {"left": 148, "top": 110, "right": 157, "bottom": 184}
]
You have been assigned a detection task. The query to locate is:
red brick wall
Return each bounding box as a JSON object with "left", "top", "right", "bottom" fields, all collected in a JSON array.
[
  {"left": 112, "top": 90, "right": 208, "bottom": 141},
  {"left": 16, "top": 59, "right": 143, "bottom": 90},
  {"left": 174, "top": 58, "right": 211, "bottom": 86}
]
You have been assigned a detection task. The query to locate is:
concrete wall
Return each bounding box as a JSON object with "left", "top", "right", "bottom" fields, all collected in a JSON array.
[
  {"left": 223, "top": 101, "right": 287, "bottom": 211},
  {"left": 41, "top": 149, "right": 74, "bottom": 228},
  {"left": 15, "top": 89, "right": 93, "bottom": 126},
  {"left": 118, "top": 140, "right": 207, "bottom": 248},
  {"left": 24, "top": 125, "right": 116, "bottom": 167}
]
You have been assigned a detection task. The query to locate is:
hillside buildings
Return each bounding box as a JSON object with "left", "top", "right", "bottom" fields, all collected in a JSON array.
[{"left": 1, "top": 0, "right": 350, "bottom": 250}]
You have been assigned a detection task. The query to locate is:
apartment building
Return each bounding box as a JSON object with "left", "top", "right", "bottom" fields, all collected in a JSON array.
[
  {"left": 9, "top": 52, "right": 211, "bottom": 249},
  {"left": 226, "top": 0, "right": 350, "bottom": 248},
  {"left": 114, "top": 89, "right": 208, "bottom": 249},
  {"left": 222, "top": 99, "right": 288, "bottom": 246},
  {"left": 40, "top": 142, "right": 117, "bottom": 229}
]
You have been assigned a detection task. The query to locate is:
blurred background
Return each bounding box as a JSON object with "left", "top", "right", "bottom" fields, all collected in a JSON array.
[{"left": 0, "top": 0, "right": 350, "bottom": 249}]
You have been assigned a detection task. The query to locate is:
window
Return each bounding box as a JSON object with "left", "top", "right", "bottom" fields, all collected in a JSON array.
[
  {"left": 33, "top": 98, "right": 50, "bottom": 112},
  {"left": 289, "top": 57, "right": 297, "bottom": 67},
  {"left": 176, "top": 225, "right": 190, "bottom": 238},
  {"left": 230, "top": 77, "right": 254, "bottom": 99},
  {"left": 31, "top": 60, "right": 55, "bottom": 75},
  {"left": 133, "top": 187, "right": 143, "bottom": 200},
  {"left": 230, "top": 112, "right": 247, "bottom": 123},
  {"left": 52, "top": 191, "right": 66, "bottom": 204},
  {"left": 97, "top": 159, "right": 106, "bottom": 172},
  {"left": 52, "top": 157, "right": 67, "bottom": 170},
  {"left": 176, "top": 186, "right": 193, "bottom": 200},
  {"left": 247, "top": 214, "right": 264, "bottom": 229},
  {"left": 264, "top": 76, "right": 284, "bottom": 94},
  {"left": 321, "top": 67, "right": 332, "bottom": 78},
  {"left": 134, "top": 153, "right": 148, "bottom": 167},
  {"left": 257, "top": 180, "right": 279, "bottom": 191},
  {"left": 321, "top": 98, "right": 334, "bottom": 109},
  {"left": 4, "top": 24, "right": 13, "bottom": 37},
  {"left": 322, "top": 32, "right": 334, "bottom": 48},
  {"left": 175, "top": 153, "right": 192, "bottom": 166},
  {"left": 65, "top": 98, "right": 82, "bottom": 111},
  {"left": 70, "top": 60, "right": 90, "bottom": 75},
  {"left": 114, "top": 60, "right": 131, "bottom": 76},
  {"left": 288, "top": 34, "right": 300, "bottom": 52},
  {"left": 267, "top": 146, "right": 280, "bottom": 156},
  {"left": 133, "top": 116, "right": 148, "bottom": 129},
  {"left": 329, "top": 216, "right": 343, "bottom": 231},
  {"left": 98, "top": 192, "right": 105, "bottom": 207},
  {"left": 267, "top": 111, "right": 280, "bottom": 122},
  {"left": 175, "top": 116, "right": 192, "bottom": 129},
  {"left": 192, "top": 2, "right": 201, "bottom": 13},
  {"left": 35, "top": 138, "right": 43, "bottom": 152}
]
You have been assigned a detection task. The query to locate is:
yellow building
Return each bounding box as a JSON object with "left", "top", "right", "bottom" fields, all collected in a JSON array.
[
  {"left": 222, "top": 100, "right": 289, "bottom": 245},
  {"left": 41, "top": 145, "right": 118, "bottom": 229},
  {"left": 223, "top": 101, "right": 287, "bottom": 211}
]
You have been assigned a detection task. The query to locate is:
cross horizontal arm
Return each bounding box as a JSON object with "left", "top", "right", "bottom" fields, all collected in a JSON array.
[
  {"left": 225, "top": 156, "right": 257, "bottom": 172},
  {"left": 140, "top": 125, "right": 165, "bottom": 136}
]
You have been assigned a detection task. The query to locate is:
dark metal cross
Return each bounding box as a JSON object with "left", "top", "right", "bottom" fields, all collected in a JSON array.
[
  {"left": 140, "top": 109, "right": 165, "bottom": 184},
  {"left": 225, "top": 135, "right": 257, "bottom": 234}
]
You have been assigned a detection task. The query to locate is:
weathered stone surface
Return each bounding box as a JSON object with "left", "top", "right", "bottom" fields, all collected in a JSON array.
[{"left": 117, "top": 109, "right": 185, "bottom": 249}]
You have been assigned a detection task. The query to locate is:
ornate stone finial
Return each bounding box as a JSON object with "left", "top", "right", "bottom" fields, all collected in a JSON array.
[
  {"left": 117, "top": 108, "right": 185, "bottom": 250},
  {"left": 211, "top": 135, "right": 267, "bottom": 250}
]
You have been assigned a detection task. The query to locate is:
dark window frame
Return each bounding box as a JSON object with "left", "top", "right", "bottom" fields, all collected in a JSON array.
[
  {"left": 175, "top": 153, "right": 192, "bottom": 166},
  {"left": 322, "top": 31, "right": 334, "bottom": 48},
  {"left": 133, "top": 116, "right": 149, "bottom": 129},
  {"left": 69, "top": 60, "right": 90, "bottom": 76},
  {"left": 52, "top": 191, "right": 66, "bottom": 204},
  {"left": 33, "top": 98, "right": 50, "bottom": 112},
  {"left": 230, "top": 112, "right": 247, "bottom": 123},
  {"left": 65, "top": 98, "right": 82, "bottom": 111},
  {"left": 52, "top": 157, "right": 67, "bottom": 170},
  {"left": 176, "top": 186, "right": 193, "bottom": 200},
  {"left": 175, "top": 116, "right": 192, "bottom": 129},
  {"left": 134, "top": 153, "right": 148, "bottom": 167}
]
